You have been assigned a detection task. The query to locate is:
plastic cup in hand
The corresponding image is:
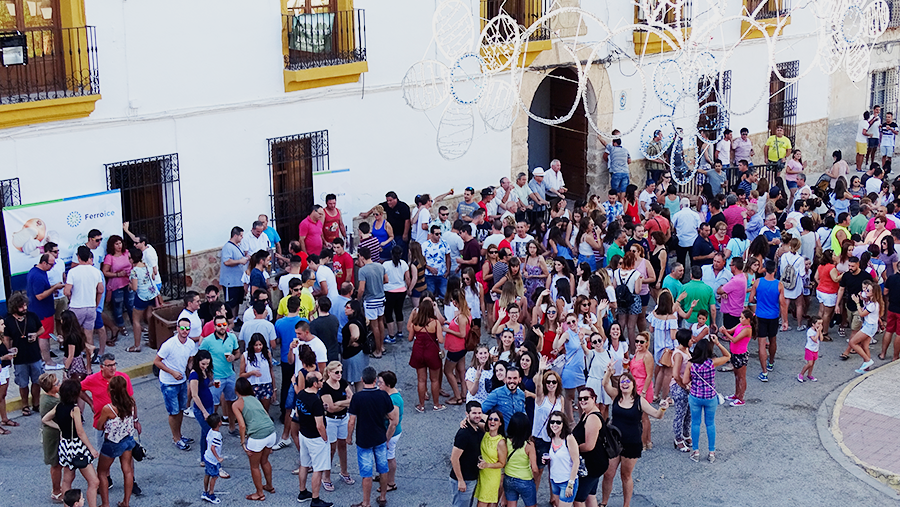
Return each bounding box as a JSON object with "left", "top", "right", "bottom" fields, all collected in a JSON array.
[
  {"left": 9, "top": 347, "right": 17, "bottom": 357},
  {"left": 214, "top": 380, "right": 221, "bottom": 388},
  {"left": 542, "top": 453, "right": 550, "bottom": 464}
]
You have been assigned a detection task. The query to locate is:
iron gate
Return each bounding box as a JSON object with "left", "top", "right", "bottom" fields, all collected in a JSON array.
[{"left": 105, "top": 154, "right": 186, "bottom": 299}]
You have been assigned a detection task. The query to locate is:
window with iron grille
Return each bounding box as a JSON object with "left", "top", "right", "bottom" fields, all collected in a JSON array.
[
  {"left": 268, "top": 131, "right": 329, "bottom": 250},
  {"left": 105, "top": 154, "right": 186, "bottom": 299},
  {"left": 0, "top": 178, "right": 21, "bottom": 208},
  {"left": 0, "top": 177, "right": 21, "bottom": 299},
  {"left": 889, "top": 0, "right": 900, "bottom": 28},
  {"left": 698, "top": 70, "right": 732, "bottom": 140},
  {"left": 870, "top": 68, "right": 899, "bottom": 120},
  {"left": 745, "top": 0, "right": 791, "bottom": 18},
  {"left": 768, "top": 60, "right": 799, "bottom": 145},
  {"left": 636, "top": 0, "right": 693, "bottom": 27},
  {"left": 481, "top": 0, "right": 551, "bottom": 40}
]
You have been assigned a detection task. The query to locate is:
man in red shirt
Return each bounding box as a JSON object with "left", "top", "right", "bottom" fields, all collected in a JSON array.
[
  {"left": 331, "top": 237, "right": 355, "bottom": 286},
  {"left": 643, "top": 204, "right": 670, "bottom": 243},
  {"left": 80, "top": 353, "right": 142, "bottom": 494},
  {"left": 298, "top": 205, "right": 325, "bottom": 255}
]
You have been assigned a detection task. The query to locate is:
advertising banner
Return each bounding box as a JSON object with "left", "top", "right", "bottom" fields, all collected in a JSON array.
[{"left": 2, "top": 190, "right": 123, "bottom": 276}]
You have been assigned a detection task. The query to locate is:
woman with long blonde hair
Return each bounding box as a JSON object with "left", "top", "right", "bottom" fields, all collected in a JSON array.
[
  {"left": 531, "top": 361, "right": 564, "bottom": 498},
  {"left": 842, "top": 279, "right": 881, "bottom": 374}
]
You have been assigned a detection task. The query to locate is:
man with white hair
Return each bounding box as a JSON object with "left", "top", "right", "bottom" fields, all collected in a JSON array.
[
  {"left": 544, "top": 159, "right": 567, "bottom": 198},
  {"left": 495, "top": 177, "right": 521, "bottom": 215},
  {"left": 793, "top": 174, "right": 812, "bottom": 203},
  {"left": 745, "top": 202, "right": 764, "bottom": 239},
  {"left": 241, "top": 220, "right": 271, "bottom": 256},
  {"left": 527, "top": 168, "right": 551, "bottom": 225},
  {"left": 672, "top": 197, "right": 701, "bottom": 273}
]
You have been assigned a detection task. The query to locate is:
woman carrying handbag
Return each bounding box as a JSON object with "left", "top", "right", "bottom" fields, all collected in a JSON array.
[{"left": 42, "top": 379, "right": 100, "bottom": 507}]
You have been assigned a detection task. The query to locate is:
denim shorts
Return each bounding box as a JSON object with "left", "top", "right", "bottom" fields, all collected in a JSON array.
[
  {"left": 610, "top": 173, "right": 630, "bottom": 194},
  {"left": 210, "top": 374, "right": 238, "bottom": 404},
  {"left": 504, "top": 476, "right": 536, "bottom": 505},
  {"left": 133, "top": 297, "right": 156, "bottom": 311},
  {"left": 100, "top": 435, "right": 136, "bottom": 458},
  {"left": 357, "top": 443, "right": 389, "bottom": 478},
  {"left": 205, "top": 459, "right": 221, "bottom": 477},
  {"left": 13, "top": 360, "right": 42, "bottom": 388},
  {"left": 551, "top": 478, "right": 578, "bottom": 503},
  {"left": 160, "top": 381, "right": 188, "bottom": 415}
]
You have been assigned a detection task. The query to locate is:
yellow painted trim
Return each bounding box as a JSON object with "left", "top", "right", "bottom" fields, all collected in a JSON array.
[
  {"left": 284, "top": 61, "right": 368, "bottom": 92},
  {"left": 480, "top": 39, "right": 551, "bottom": 70},
  {"left": 741, "top": 16, "right": 791, "bottom": 39},
  {"left": 632, "top": 28, "right": 691, "bottom": 54},
  {"left": 0, "top": 94, "right": 101, "bottom": 130}
]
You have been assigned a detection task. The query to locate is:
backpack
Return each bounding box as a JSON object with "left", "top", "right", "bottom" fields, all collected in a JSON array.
[
  {"left": 600, "top": 419, "right": 624, "bottom": 459},
  {"left": 615, "top": 271, "right": 636, "bottom": 308},
  {"left": 782, "top": 256, "right": 801, "bottom": 291}
]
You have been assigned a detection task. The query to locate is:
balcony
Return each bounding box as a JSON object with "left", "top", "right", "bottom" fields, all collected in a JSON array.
[
  {"left": 633, "top": 1, "right": 692, "bottom": 54},
  {"left": 282, "top": 9, "right": 367, "bottom": 92},
  {"left": 742, "top": 0, "right": 792, "bottom": 39},
  {"left": 479, "top": 0, "right": 552, "bottom": 69},
  {"left": 0, "top": 25, "right": 100, "bottom": 129}
]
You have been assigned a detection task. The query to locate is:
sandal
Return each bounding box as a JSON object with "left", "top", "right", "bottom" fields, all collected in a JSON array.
[
  {"left": 219, "top": 469, "right": 231, "bottom": 479},
  {"left": 446, "top": 398, "right": 463, "bottom": 405},
  {"left": 377, "top": 483, "right": 398, "bottom": 493},
  {"left": 878, "top": 354, "right": 887, "bottom": 360},
  {"left": 125, "top": 346, "right": 141, "bottom": 353},
  {"left": 21, "top": 406, "right": 32, "bottom": 416},
  {"left": 840, "top": 354, "right": 850, "bottom": 361},
  {"left": 50, "top": 492, "right": 63, "bottom": 504},
  {"left": 414, "top": 405, "right": 425, "bottom": 413},
  {"left": 1, "top": 419, "right": 19, "bottom": 427},
  {"left": 433, "top": 405, "right": 447, "bottom": 412},
  {"left": 245, "top": 493, "right": 266, "bottom": 501},
  {"left": 368, "top": 353, "right": 383, "bottom": 359},
  {"left": 262, "top": 485, "right": 275, "bottom": 493},
  {"left": 0, "top": 427, "right": 9, "bottom": 435}
]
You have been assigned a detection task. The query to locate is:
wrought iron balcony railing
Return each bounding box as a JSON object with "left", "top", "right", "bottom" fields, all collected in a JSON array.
[
  {"left": 283, "top": 9, "right": 367, "bottom": 71},
  {"left": 0, "top": 25, "right": 99, "bottom": 105},
  {"left": 481, "top": 0, "right": 551, "bottom": 41}
]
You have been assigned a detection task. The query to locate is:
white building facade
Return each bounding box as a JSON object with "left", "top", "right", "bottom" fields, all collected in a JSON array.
[{"left": 0, "top": 0, "right": 897, "bottom": 295}]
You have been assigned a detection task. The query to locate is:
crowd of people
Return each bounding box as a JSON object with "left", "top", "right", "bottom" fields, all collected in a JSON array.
[{"left": 3, "top": 115, "right": 900, "bottom": 506}]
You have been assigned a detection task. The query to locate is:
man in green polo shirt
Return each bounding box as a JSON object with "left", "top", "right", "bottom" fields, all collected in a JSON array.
[
  {"left": 199, "top": 315, "right": 241, "bottom": 438},
  {"left": 849, "top": 204, "right": 870, "bottom": 236},
  {"left": 680, "top": 265, "right": 717, "bottom": 332},
  {"left": 606, "top": 229, "right": 627, "bottom": 266},
  {"left": 662, "top": 263, "right": 685, "bottom": 297}
]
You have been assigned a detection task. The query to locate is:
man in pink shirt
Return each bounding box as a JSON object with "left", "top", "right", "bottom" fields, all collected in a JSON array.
[
  {"left": 717, "top": 257, "right": 748, "bottom": 331},
  {"left": 298, "top": 205, "right": 325, "bottom": 255},
  {"left": 80, "top": 353, "right": 142, "bottom": 494},
  {"left": 721, "top": 194, "right": 746, "bottom": 236}
]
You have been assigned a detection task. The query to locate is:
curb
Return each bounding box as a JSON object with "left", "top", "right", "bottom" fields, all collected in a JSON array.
[
  {"left": 4, "top": 361, "right": 155, "bottom": 414},
  {"left": 830, "top": 360, "right": 900, "bottom": 495}
]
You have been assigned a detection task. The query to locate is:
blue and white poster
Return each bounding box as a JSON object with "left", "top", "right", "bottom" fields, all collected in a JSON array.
[{"left": 2, "top": 190, "right": 123, "bottom": 276}]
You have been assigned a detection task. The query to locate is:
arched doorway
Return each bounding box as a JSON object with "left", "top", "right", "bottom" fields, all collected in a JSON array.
[{"left": 527, "top": 67, "right": 588, "bottom": 200}]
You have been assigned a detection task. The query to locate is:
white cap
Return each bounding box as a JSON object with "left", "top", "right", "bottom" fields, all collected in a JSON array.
[{"left": 532, "top": 167, "right": 545, "bottom": 177}]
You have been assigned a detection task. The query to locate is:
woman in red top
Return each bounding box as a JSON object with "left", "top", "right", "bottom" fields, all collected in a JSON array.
[
  {"left": 624, "top": 184, "right": 640, "bottom": 224},
  {"left": 710, "top": 221, "right": 730, "bottom": 253},
  {"left": 814, "top": 249, "right": 840, "bottom": 342},
  {"left": 407, "top": 298, "right": 446, "bottom": 412},
  {"left": 442, "top": 289, "right": 471, "bottom": 406}
]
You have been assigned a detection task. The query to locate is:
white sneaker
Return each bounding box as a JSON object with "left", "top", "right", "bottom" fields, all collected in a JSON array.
[
  {"left": 44, "top": 363, "right": 65, "bottom": 370},
  {"left": 183, "top": 409, "right": 195, "bottom": 418}
]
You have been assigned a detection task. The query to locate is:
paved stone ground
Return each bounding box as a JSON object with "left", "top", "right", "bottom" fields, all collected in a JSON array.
[
  {"left": 835, "top": 360, "right": 900, "bottom": 489},
  {"left": 0, "top": 322, "right": 898, "bottom": 506}
]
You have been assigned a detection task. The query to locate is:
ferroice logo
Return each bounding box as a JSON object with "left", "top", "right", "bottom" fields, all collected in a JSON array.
[{"left": 66, "top": 211, "right": 82, "bottom": 228}]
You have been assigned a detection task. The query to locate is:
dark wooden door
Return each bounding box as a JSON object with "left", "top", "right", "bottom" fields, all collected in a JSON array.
[
  {"left": 270, "top": 137, "right": 314, "bottom": 249},
  {"left": 0, "top": 0, "right": 65, "bottom": 98},
  {"left": 549, "top": 67, "right": 588, "bottom": 200}
]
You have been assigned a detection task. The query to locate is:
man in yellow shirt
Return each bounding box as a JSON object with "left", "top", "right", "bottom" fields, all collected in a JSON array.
[
  {"left": 276, "top": 270, "right": 316, "bottom": 319},
  {"left": 765, "top": 125, "right": 792, "bottom": 171}
]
